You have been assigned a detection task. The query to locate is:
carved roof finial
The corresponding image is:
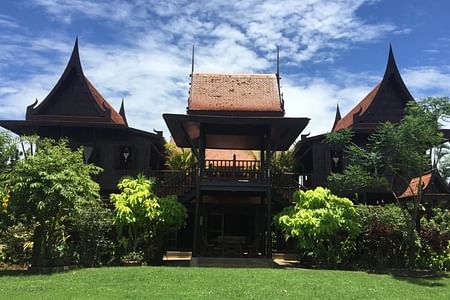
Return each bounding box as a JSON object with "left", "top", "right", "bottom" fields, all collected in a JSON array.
[
  {"left": 276, "top": 45, "right": 280, "bottom": 79},
  {"left": 384, "top": 43, "right": 399, "bottom": 78},
  {"left": 191, "top": 45, "right": 195, "bottom": 76},
  {"left": 119, "top": 98, "right": 128, "bottom": 126},
  {"left": 67, "top": 36, "right": 84, "bottom": 76},
  {"left": 332, "top": 103, "right": 342, "bottom": 131}
]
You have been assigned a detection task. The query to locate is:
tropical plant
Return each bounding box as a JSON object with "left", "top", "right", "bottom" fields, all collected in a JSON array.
[
  {"left": 272, "top": 149, "right": 295, "bottom": 172},
  {"left": 68, "top": 201, "right": 115, "bottom": 267},
  {"left": 418, "top": 208, "right": 450, "bottom": 271},
  {"left": 165, "top": 140, "right": 196, "bottom": 170},
  {"left": 110, "top": 175, "right": 187, "bottom": 264},
  {"left": 275, "top": 187, "right": 360, "bottom": 265},
  {"left": 2, "top": 137, "right": 102, "bottom": 267},
  {"left": 355, "top": 205, "right": 409, "bottom": 268}
]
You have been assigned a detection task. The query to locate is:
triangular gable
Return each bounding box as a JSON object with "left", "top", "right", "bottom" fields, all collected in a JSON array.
[
  {"left": 333, "top": 46, "right": 415, "bottom": 132},
  {"left": 399, "top": 170, "right": 450, "bottom": 199},
  {"left": 26, "top": 38, "right": 126, "bottom": 125}
]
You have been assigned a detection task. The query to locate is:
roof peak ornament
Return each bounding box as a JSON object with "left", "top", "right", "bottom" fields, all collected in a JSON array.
[
  {"left": 332, "top": 103, "right": 341, "bottom": 131},
  {"left": 119, "top": 98, "right": 128, "bottom": 126},
  {"left": 191, "top": 44, "right": 195, "bottom": 76},
  {"left": 384, "top": 43, "right": 399, "bottom": 78}
]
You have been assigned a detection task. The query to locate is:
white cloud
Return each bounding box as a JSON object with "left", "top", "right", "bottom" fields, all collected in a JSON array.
[
  {"left": 283, "top": 77, "right": 374, "bottom": 136},
  {"left": 0, "top": 0, "right": 418, "bottom": 141},
  {"left": 403, "top": 66, "right": 450, "bottom": 98}
]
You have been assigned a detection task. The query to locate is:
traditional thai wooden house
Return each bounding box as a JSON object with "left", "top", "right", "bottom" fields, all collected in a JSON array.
[
  {"left": 294, "top": 46, "right": 416, "bottom": 203},
  {"left": 161, "top": 57, "right": 309, "bottom": 258},
  {"left": 0, "top": 39, "right": 165, "bottom": 196}
]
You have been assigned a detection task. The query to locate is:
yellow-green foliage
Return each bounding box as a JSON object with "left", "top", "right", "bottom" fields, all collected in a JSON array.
[
  {"left": 275, "top": 187, "right": 360, "bottom": 264},
  {"left": 110, "top": 175, "right": 187, "bottom": 254}
]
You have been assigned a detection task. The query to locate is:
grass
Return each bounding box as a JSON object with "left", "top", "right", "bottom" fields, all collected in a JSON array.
[{"left": 0, "top": 266, "right": 449, "bottom": 299}]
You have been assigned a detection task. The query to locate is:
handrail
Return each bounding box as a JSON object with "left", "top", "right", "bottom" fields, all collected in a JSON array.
[
  {"left": 203, "top": 159, "right": 264, "bottom": 182},
  {"left": 149, "top": 168, "right": 196, "bottom": 197},
  {"left": 271, "top": 168, "right": 304, "bottom": 202}
]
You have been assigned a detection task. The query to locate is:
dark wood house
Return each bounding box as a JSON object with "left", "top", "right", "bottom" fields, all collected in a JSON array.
[
  {"left": 161, "top": 67, "right": 309, "bottom": 259},
  {"left": 294, "top": 46, "right": 416, "bottom": 203},
  {"left": 0, "top": 39, "right": 165, "bottom": 196}
]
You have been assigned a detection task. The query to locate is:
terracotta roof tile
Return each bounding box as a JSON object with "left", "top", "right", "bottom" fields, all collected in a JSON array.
[
  {"left": 85, "top": 79, "right": 126, "bottom": 125},
  {"left": 399, "top": 171, "right": 433, "bottom": 198},
  {"left": 333, "top": 82, "right": 381, "bottom": 131},
  {"left": 188, "top": 73, "right": 283, "bottom": 114},
  {"left": 205, "top": 149, "right": 257, "bottom": 161}
]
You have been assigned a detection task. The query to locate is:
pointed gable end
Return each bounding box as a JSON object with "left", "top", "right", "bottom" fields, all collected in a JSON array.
[
  {"left": 26, "top": 38, "right": 126, "bottom": 125},
  {"left": 333, "top": 45, "right": 415, "bottom": 132}
]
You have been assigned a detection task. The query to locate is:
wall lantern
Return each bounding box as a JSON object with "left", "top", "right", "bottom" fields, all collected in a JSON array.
[
  {"left": 123, "top": 147, "right": 130, "bottom": 163},
  {"left": 332, "top": 151, "right": 340, "bottom": 167}
]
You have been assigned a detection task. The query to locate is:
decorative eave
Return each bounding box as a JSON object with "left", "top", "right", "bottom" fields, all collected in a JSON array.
[{"left": 26, "top": 38, "right": 126, "bottom": 126}]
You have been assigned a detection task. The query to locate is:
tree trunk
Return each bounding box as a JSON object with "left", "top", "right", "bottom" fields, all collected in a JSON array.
[{"left": 31, "top": 224, "right": 46, "bottom": 268}]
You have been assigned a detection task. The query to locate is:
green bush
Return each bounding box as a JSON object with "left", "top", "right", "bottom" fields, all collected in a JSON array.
[
  {"left": 68, "top": 201, "right": 115, "bottom": 267},
  {"left": 418, "top": 208, "right": 450, "bottom": 271},
  {"left": 0, "top": 222, "right": 33, "bottom": 265},
  {"left": 110, "top": 175, "right": 187, "bottom": 265},
  {"left": 354, "top": 205, "right": 410, "bottom": 269},
  {"left": 275, "top": 187, "right": 360, "bottom": 266}
]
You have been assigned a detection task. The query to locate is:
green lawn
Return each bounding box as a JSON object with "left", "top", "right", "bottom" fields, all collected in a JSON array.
[{"left": 0, "top": 266, "right": 448, "bottom": 299}]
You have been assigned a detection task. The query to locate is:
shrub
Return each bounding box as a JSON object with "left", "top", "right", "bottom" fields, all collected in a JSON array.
[
  {"left": 275, "top": 187, "right": 360, "bottom": 266},
  {"left": 418, "top": 208, "right": 450, "bottom": 271},
  {"left": 110, "top": 175, "right": 187, "bottom": 264},
  {"left": 68, "top": 201, "right": 115, "bottom": 267},
  {"left": 354, "top": 205, "right": 409, "bottom": 269},
  {"left": 0, "top": 222, "right": 33, "bottom": 265}
]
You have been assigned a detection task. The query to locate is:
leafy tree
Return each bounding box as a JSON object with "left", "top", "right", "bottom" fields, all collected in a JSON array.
[
  {"left": 325, "top": 97, "right": 450, "bottom": 267},
  {"left": 165, "top": 140, "right": 196, "bottom": 170},
  {"left": 272, "top": 149, "right": 295, "bottom": 172},
  {"left": 2, "top": 138, "right": 102, "bottom": 267},
  {"left": 275, "top": 187, "right": 360, "bottom": 265},
  {"left": 0, "top": 131, "right": 18, "bottom": 172},
  {"left": 110, "top": 175, "right": 187, "bottom": 263}
]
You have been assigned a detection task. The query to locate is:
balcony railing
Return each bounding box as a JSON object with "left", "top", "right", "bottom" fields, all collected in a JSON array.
[
  {"left": 202, "top": 159, "right": 265, "bottom": 183},
  {"left": 149, "top": 160, "right": 303, "bottom": 203}
]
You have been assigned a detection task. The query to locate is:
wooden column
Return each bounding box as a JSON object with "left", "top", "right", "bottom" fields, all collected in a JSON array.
[
  {"left": 193, "top": 124, "right": 205, "bottom": 257},
  {"left": 265, "top": 128, "right": 272, "bottom": 258}
]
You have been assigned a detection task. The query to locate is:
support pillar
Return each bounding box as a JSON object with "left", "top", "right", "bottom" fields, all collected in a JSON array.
[{"left": 192, "top": 124, "right": 205, "bottom": 257}]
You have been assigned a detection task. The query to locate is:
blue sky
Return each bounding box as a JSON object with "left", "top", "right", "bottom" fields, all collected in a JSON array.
[{"left": 1, "top": 0, "right": 450, "bottom": 138}]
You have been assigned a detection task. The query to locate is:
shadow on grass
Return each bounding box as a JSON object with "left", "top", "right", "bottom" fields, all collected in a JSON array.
[
  {"left": 0, "top": 269, "right": 34, "bottom": 277},
  {"left": 373, "top": 269, "right": 449, "bottom": 287},
  {"left": 0, "top": 265, "right": 81, "bottom": 277}
]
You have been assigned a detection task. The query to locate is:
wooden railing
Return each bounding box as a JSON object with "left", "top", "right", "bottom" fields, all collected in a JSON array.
[
  {"left": 271, "top": 169, "right": 304, "bottom": 203},
  {"left": 203, "top": 159, "right": 265, "bottom": 183},
  {"left": 149, "top": 168, "right": 196, "bottom": 197},
  {"left": 149, "top": 162, "right": 304, "bottom": 204}
]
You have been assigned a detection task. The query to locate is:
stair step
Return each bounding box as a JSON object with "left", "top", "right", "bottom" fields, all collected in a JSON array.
[{"left": 190, "top": 257, "right": 273, "bottom": 268}]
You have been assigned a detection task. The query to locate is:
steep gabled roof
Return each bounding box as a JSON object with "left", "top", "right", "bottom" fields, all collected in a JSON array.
[
  {"left": 399, "top": 170, "right": 450, "bottom": 199},
  {"left": 26, "top": 38, "right": 126, "bottom": 125},
  {"left": 188, "top": 73, "right": 284, "bottom": 116},
  {"left": 333, "top": 46, "right": 414, "bottom": 132}
]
